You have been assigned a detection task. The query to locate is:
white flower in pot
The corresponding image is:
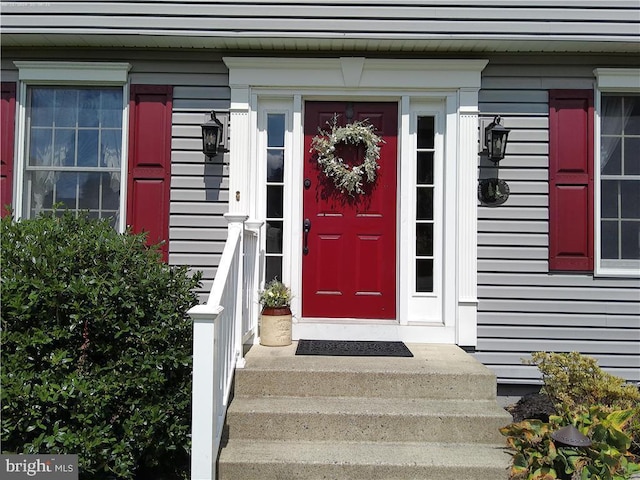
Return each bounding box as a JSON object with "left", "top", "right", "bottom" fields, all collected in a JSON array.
[{"left": 258, "top": 279, "right": 293, "bottom": 347}]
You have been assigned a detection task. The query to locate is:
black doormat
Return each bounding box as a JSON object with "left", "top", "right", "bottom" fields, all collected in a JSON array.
[{"left": 295, "top": 340, "right": 413, "bottom": 357}]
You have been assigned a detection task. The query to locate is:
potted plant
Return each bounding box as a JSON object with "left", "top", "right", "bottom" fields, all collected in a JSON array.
[{"left": 258, "top": 278, "right": 293, "bottom": 347}]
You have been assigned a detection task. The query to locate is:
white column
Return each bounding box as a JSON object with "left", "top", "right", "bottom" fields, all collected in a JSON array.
[
  {"left": 228, "top": 87, "right": 251, "bottom": 215},
  {"left": 457, "top": 89, "right": 480, "bottom": 347}
]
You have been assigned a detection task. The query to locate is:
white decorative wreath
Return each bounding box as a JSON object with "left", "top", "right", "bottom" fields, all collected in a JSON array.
[{"left": 310, "top": 115, "right": 384, "bottom": 195}]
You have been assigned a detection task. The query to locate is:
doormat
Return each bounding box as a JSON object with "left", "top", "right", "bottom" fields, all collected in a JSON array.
[{"left": 295, "top": 340, "right": 413, "bottom": 357}]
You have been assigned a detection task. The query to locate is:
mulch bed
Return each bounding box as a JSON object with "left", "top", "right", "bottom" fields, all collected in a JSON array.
[{"left": 506, "top": 392, "right": 556, "bottom": 423}]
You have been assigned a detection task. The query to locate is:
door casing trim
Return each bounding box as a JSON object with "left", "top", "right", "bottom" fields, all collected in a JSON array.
[{"left": 224, "top": 57, "right": 487, "bottom": 346}]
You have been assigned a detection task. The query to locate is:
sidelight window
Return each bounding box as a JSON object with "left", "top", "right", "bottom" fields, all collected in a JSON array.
[
  {"left": 416, "top": 116, "right": 435, "bottom": 292},
  {"left": 265, "top": 113, "right": 286, "bottom": 283}
]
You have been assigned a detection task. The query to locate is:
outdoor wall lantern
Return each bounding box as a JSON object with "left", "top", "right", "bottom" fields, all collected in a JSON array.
[
  {"left": 484, "top": 116, "right": 511, "bottom": 162},
  {"left": 201, "top": 111, "right": 224, "bottom": 159}
]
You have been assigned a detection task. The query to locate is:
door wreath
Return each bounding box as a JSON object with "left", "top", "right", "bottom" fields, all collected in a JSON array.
[{"left": 310, "top": 115, "right": 384, "bottom": 195}]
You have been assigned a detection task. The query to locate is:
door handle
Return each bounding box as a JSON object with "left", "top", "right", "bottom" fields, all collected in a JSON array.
[{"left": 303, "top": 218, "right": 311, "bottom": 255}]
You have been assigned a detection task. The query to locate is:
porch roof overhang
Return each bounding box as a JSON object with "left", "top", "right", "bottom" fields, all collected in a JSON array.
[{"left": 2, "top": 32, "right": 639, "bottom": 55}]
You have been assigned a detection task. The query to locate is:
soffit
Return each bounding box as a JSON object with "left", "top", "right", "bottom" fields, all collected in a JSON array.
[{"left": 2, "top": 33, "right": 640, "bottom": 54}]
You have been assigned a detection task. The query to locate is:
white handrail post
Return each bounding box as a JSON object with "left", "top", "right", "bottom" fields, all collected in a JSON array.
[
  {"left": 190, "top": 213, "right": 247, "bottom": 480},
  {"left": 243, "top": 220, "right": 263, "bottom": 353},
  {"left": 225, "top": 214, "right": 248, "bottom": 368},
  {"left": 189, "top": 305, "right": 223, "bottom": 480}
]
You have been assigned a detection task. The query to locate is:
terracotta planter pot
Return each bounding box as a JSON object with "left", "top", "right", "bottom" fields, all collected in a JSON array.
[{"left": 260, "top": 307, "right": 292, "bottom": 347}]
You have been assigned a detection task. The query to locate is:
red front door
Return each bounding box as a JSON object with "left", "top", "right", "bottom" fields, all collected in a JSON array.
[{"left": 302, "top": 101, "right": 398, "bottom": 319}]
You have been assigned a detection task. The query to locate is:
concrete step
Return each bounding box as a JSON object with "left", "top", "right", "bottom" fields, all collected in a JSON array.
[
  {"left": 235, "top": 343, "right": 499, "bottom": 400},
  {"left": 226, "top": 396, "right": 511, "bottom": 444},
  {"left": 218, "top": 439, "right": 511, "bottom": 480},
  {"left": 218, "top": 343, "right": 511, "bottom": 480}
]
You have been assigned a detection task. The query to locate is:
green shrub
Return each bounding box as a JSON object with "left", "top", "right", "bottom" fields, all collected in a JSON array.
[
  {"left": 530, "top": 352, "right": 640, "bottom": 453},
  {"left": 1, "top": 211, "right": 202, "bottom": 479},
  {"left": 500, "top": 407, "right": 640, "bottom": 479},
  {"left": 530, "top": 352, "right": 640, "bottom": 414},
  {"left": 502, "top": 351, "right": 640, "bottom": 479}
]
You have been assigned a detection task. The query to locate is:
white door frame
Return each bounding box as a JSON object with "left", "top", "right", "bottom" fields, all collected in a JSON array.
[{"left": 224, "top": 57, "right": 487, "bottom": 346}]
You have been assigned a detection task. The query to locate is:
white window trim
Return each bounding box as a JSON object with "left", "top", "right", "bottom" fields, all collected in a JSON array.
[
  {"left": 400, "top": 100, "right": 446, "bottom": 325},
  {"left": 224, "top": 56, "right": 487, "bottom": 346},
  {"left": 593, "top": 68, "right": 640, "bottom": 277},
  {"left": 13, "top": 61, "right": 131, "bottom": 232},
  {"left": 256, "top": 99, "right": 295, "bottom": 288}
]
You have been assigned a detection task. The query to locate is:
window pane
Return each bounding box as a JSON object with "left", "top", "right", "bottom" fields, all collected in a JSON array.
[
  {"left": 621, "top": 180, "right": 640, "bottom": 219},
  {"left": 101, "top": 173, "right": 120, "bottom": 209},
  {"left": 417, "top": 116, "right": 434, "bottom": 149},
  {"left": 621, "top": 221, "right": 640, "bottom": 259},
  {"left": 267, "top": 150, "right": 284, "bottom": 182},
  {"left": 54, "top": 129, "right": 76, "bottom": 166},
  {"left": 101, "top": 90, "right": 123, "bottom": 128},
  {"left": 28, "top": 128, "right": 52, "bottom": 166},
  {"left": 416, "top": 259, "right": 433, "bottom": 292},
  {"left": 26, "top": 170, "right": 56, "bottom": 215},
  {"left": 78, "top": 172, "right": 100, "bottom": 210},
  {"left": 265, "top": 256, "right": 283, "bottom": 284},
  {"left": 416, "top": 151, "right": 434, "bottom": 185},
  {"left": 601, "top": 221, "right": 619, "bottom": 259},
  {"left": 266, "top": 220, "right": 283, "bottom": 254},
  {"left": 267, "top": 114, "right": 285, "bottom": 148},
  {"left": 601, "top": 96, "right": 623, "bottom": 135},
  {"left": 601, "top": 180, "right": 618, "bottom": 218},
  {"left": 78, "top": 89, "right": 100, "bottom": 127},
  {"left": 625, "top": 96, "right": 640, "bottom": 135},
  {"left": 624, "top": 137, "right": 640, "bottom": 175},
  {"left": 416, "top": 223, "right": 433, "bottom": 256},
  {"left": 101, "top": 129, "right": 122, "bottom": 168},
  {"left": 601, "top": 141, "right": 621, "bottom": 175},
  {"left": 416, "top": 187, "right": 433, "bottom": 220},
  {"left": 56, "top": 172, "right": 79, "bottom": 209},
  {"left": 31, "top": 88, "right": 54, "bottom": 127},
  {"left": 266, "top": 185, "right": 283, "bottom": 218},
  {"left": 78, "top": 129, "right": 99, "bottom": 167},
  {"left": 54, "top": 89, "right": 78, "bottom": 127}
]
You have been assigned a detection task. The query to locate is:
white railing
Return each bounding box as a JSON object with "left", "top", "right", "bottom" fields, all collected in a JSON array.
[
  {"left": 188, "top": 214, "right": 251, "bottom": 480},
  {"left": 241, "top": 221, "right": 263, "bottom": 346}
]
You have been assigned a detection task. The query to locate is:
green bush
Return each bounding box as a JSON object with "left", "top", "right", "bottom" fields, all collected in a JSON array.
[
  {"left": 501, "top": 351, "right": 640, "bottom": 479},
  {"left": 501, "top": 407, "right": 640, "bottom": 480},
  {"left": 531, "top": 351, "right": 640, "bottom": 453},
  {"left": 530, "top": 352, "right": 640, "bottom": 414},
  {"left": 1, "top": 211, "right": 202, "bottom": 479}
]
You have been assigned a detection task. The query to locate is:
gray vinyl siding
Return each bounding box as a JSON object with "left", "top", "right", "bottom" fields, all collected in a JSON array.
[
  {"left": 475, "top": 55, "right": 640, "bottom": 385},
  {"left": 2, "top": 2, "right": 639, "bottom": 52},
  {"left": 161, "top": 58, "right": 230, "bottom": 298},
  {"left": 2, "top": 46, "right": 639, "bottom": 384},
  {"left": 1, "top": 50, "right": 231, "bottom": 298}
]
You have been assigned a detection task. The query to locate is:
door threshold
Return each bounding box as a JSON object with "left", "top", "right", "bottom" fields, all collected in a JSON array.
[
  {"left": 298, "top": 317, "right": 399, "bottom": 325},
  {"left": 293, "top": 319, "right": 457, "bottom": 343}
]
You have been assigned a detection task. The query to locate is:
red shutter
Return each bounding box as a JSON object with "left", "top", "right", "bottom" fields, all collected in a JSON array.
[
  {"left": 548, "top": 90, "right": 594, "bottom": 271},
  {"left": 127, "top": 85, "right": 172, "bottom": 262},
  {"left": 1, "top": 82, "right": 16, "bottom": 217}
]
